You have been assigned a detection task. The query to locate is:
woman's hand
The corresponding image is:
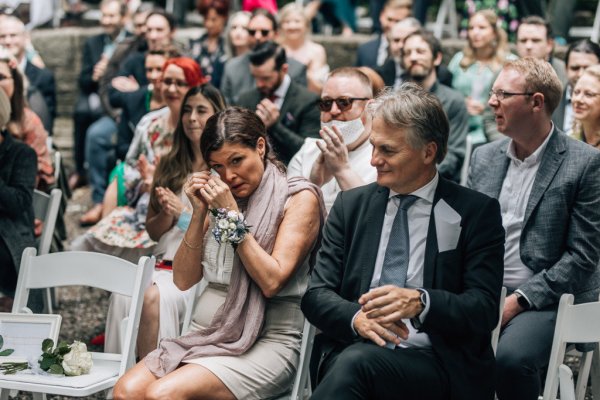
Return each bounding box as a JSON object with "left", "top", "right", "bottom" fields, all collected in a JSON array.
[
  {"left": 200, "top": 175, "right": 239, "bottom": 212},
  {"left": 155, "top": 187, "right": 184, "bottom": 217},
  {"left": 184, "top": 171, "right": 211, "bottom": 213},
  {"left": 465, "top": 97, "right": 485, "bottom": 116}
]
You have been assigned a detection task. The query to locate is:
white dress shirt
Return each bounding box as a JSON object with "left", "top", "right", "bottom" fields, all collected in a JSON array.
[
  {"left": 499, "top": 126, "right": 554, "bottom": 291},
  {"left": 376, "top": 36, "right": 389, "bottom": 67},
  {"left": 272, "top": 74, "right": 291, "bottom": 109},
  {"left": 287, "top": 137, "right": 377, "bottom": 211},
  {"left": 360, "top": 172, "right": 439, "bottom": 349}
]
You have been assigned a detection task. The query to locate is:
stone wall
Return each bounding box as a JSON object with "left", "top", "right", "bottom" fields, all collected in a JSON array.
[{"left": 30, "top": 27, "right": 564, "bottom": 118}]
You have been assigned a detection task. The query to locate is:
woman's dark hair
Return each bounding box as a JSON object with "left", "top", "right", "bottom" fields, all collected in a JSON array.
[
  {"left": 146, "top": 9, "right": 177, "bottom": 31},
  {"left": 200, "top": 107, "right": 285, "bottom": 172},
  {"left": 150, "top": 84, "right": 226, "bottom": 211},
  {"left": 197, "top": 0, "right": 230, "bottom": 18},
  {"left": 0, "top": 60, "right": 25, "bottom": 126}
]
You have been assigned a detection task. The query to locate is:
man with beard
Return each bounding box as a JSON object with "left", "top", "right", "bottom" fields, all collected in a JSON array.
[
  {"left": 237, "top": 41, "right": 320, "bottom": 165},
  {"left": 287, "top": 67, "right": 377, "bottom": 211},
  {"left": 220, "top": 8, "right": 307, "bottom": 105},
  {"left": 402, "top": 30, "right": 468, "bottom": 183}
]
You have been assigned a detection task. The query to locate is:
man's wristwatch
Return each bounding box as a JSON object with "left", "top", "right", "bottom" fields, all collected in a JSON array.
[
  {"left": 410, "top": 289, "right": 427, "bottom": 330},
  {"left": 515, "top": 292, "right": 531, "bottom": 310}
]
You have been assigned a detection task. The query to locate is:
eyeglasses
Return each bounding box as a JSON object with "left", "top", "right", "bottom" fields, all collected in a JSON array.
[
  {"left": 317, "top": 97, "right": 370, "bottom": 112},
  {"left": 572, "top": 89, "right": 600, "bottom": 100},
  {"left": 162, "top": 78, "right": 189, "bottom": 89},
  {"left": 247, "top": 28, "right": 271, "bottom": 37},
  {"left": 489, "top": 89, "right": 534, "bottom": 101}
]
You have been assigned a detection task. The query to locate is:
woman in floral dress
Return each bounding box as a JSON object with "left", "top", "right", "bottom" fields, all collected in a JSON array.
[{"left": 71, "top": 57, "right": 207, "bottom": 260}]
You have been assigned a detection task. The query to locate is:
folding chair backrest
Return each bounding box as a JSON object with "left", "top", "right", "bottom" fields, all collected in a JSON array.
[
  {"left": 33, "top": 188, "right": 61, "bottom": 255},
  {"left": 12, "top": 248, "right": 154, "bottom": 375},
  {"left": 542, "top": 294, "right": 600, "bottom": 400}
]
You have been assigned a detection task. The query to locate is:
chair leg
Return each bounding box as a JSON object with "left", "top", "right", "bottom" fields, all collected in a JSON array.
[
  {"left": 0, "top": 389, "right": 10, "bottom": 400},
  {"left": 591, "top": 347, "right": 600, "bottom": 400},
  {"left": 575, "top": 351, "right": 592, "bottom": 400}
]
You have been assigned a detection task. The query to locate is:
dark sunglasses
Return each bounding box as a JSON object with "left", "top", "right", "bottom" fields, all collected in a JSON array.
[
  {"left": 317, "top": 97, "right": 369, "bottom": 112},
  {"left": 247, "top": 28, "right": 271, "bottom": 36}
]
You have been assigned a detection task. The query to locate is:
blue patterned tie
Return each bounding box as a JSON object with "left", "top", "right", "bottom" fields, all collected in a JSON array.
[{"left": 379, "top": 195, "right": 418, "bottom": 287}]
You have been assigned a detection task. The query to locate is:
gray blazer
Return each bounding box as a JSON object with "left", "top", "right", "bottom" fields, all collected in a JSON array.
[
  {"left": 220, "top": 53, "right": 307, "bottom": 106},
  {"left": 467, "top": 130, "right": 600, "bottom": 308}
]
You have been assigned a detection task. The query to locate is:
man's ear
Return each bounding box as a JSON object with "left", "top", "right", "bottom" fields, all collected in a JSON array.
[
  {"left": 281, "top": 63, "right": 289, "bottom": 75},
  {"left": 434, "top": 52, "right": 443, "bottom": 67},
  {"left": 531, "top": 92, "right": 545, "bottom": 113},
  {"left": 423, "top": 141, "right": 438, "bottom": 165}
]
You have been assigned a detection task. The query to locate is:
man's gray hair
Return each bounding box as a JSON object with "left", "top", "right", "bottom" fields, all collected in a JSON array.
[
  {"left": 393, "top": 17, "right": 421, "bottom": 31},
  {"left": 369, "top": 82, "right": 449, "bottom": 163}
]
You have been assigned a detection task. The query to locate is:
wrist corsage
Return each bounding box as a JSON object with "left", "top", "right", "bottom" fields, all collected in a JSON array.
[{"left": 210, "top": 208, "right": 250, "bottom": 247}]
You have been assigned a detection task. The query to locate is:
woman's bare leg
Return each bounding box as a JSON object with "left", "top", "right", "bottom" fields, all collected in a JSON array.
[
  {"left": 102, "top": 179, "right": 118, "bottom": 217},
  {"left": 137, "top": 285, "right": 160, "bottom": 359},
  {"left": 113, "top": 359, "right": 158, "bottom": 400},
  {"left": 145, "top": 363, "right": 236, "bottom": 400}
]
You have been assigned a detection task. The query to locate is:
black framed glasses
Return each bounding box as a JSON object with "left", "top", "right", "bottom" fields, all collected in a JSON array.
[
  {"left": 489, "top": 89, "right": 534, "bottom": 101},
  {"left": 162, "top": 78, "right": 189, "bottom": 89},
  {"left": 317, "top": 97, "right": 370, "bottom": 112},
  {"left": 247, "top": 28, "right": 271, "bottom": 37}
]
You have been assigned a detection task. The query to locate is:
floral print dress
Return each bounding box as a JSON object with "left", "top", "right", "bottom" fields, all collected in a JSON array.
[{"left": 460, "top": 0, "right": 520, "bottom": 42}]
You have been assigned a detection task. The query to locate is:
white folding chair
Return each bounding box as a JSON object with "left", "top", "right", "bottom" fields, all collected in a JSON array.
[
  {"left": 180, "top": 279, "right": 207, "bottom": 336},
  {"left": 33, "top": 189, "right": 62, "bottom": 314},
  {"left": 429, "top": 0, "right": 458, "bottom": 39},
  {"left": 540, "top": 294, "right": 600, "bottom": 400},
  {"left": 0, "top": 248, "right": 154, "bottom": 399},
  {"left": 491, "top": 286, "right": 507, "bottom": 355}
]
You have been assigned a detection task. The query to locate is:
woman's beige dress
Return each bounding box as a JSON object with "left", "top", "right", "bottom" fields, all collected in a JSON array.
[{"left": 184, "top": 224, "right": 309, "bottom": 399}]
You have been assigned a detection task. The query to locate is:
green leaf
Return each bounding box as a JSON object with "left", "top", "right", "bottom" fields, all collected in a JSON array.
[
  {"left": 48, "top": 364, "right": 64, "bottom": 375},
  {"left": 0, "top": 349, "right": 14, "bottom": 356},
  {"left": 41, "top": 338, "right": 54, "bottom": 353},
  {"left": 39, "top": 357, "right": 54, "bottom": 371},
  {"left": 58, "top": 346, "right": 71, "bottom": 355}
]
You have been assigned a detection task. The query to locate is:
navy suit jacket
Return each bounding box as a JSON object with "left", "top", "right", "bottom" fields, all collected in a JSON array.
[
  {"left": 355, "top": 36, "right": 383, "bottom": 68},
  {"left": 302, "top": 177, "right": 506, "bottom": 400},
  {"left": 25, "top": 62, "right": 56, "bottom": 122}
]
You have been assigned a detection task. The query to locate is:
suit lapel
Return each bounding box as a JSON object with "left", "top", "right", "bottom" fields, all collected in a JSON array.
[
  {"left": 422, "top": 179, "right": 446, "bottom": 289},
  {"left": 359, "top": 185, "right": 390, "bottom": 294},
  {"left": 279, "top": 82, "right": 296, "bottom": 119},
  {"left": 524, "top": 132, "right": 567, "bottom": 224},
  {"left": 487, "top": 143, "right": 510, "bottom": 199}
]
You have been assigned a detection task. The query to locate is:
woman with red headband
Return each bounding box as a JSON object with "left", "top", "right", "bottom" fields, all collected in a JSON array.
[{"left": 71, "top": 57, "right": 208, "bottom": 261}]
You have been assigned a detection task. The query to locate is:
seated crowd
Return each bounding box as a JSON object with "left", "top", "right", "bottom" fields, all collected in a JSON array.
[{"left": 1, "top": 1, "right": 600, "bottom": 399}]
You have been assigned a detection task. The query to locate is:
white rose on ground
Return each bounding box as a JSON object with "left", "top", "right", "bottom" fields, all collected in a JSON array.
[{"left": 62, "top": 341, "right": 93, "bottom": 376}]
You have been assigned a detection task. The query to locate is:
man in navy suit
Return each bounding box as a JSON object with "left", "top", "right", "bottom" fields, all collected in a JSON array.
[
  {"left": 0, "top": 16, "right": 56, "bottom": 135},
  {"left": 302, "top": 82, "right": 505, "bottom": 400},
  {"left": 355, "top": 0, "right": 411, "bottom": 69}
]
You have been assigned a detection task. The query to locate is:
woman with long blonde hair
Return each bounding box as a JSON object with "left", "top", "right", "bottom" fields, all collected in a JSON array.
[
  {"left": 448, "top": 9, "right": 516, "bottom": 142},
  {"left": 572, "top": 64, "right": 600, "bottom": 149}
]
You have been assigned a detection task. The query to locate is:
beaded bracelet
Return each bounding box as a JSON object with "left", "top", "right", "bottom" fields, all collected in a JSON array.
[{"left": 210, "top": 208, "right": 250, "bottom": 246}]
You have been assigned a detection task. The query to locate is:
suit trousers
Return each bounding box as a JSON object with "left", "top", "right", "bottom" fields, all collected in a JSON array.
[
  {"left": 312, "top": 341, "right": 449, "bottom": 400},
  {"left": 495, "top": 307, "right": 558, "bottom": 400}
]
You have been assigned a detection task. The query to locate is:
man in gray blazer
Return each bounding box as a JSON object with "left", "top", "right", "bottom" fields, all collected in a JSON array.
[
  {"left": 220, "top": 8, "right": 306, "bottom": 105},
  {"left": 468, "top": 57, "right": 600, "bottom": 400}
]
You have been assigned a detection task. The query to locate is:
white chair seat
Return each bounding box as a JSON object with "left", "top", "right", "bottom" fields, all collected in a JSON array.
[{"left": 0, "top": 354, "right": 120, "bottom": 396}]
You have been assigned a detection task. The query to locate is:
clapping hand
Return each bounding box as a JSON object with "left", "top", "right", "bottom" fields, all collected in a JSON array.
[
  {"left": 256, "top": 98, "right": 280, "bottom": 128},
  {"left": 111, "top": 76, "right": 140, "bottom": 93},
  {"left": 155, "top": 187, "right": 184, "bottom": 218},
  {"left": 316, "top": 125, "right": 350, "bottom": 174},
  {"left": 465, "top": 97, "right": 485, "bottom": 116},
  {"left": 137, "top": 154, "right": 157, "bottom": 194}
]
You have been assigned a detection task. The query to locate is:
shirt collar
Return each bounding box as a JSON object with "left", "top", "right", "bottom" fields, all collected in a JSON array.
[
  {"left": 274, "top": 74, "right": 291, "bottom": 100},
  {"left": 388, "top": 172, "right": 439, "bottom": 204},
  {"left": 506, "top": 123, "right": 555, "bottom": 166}
]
